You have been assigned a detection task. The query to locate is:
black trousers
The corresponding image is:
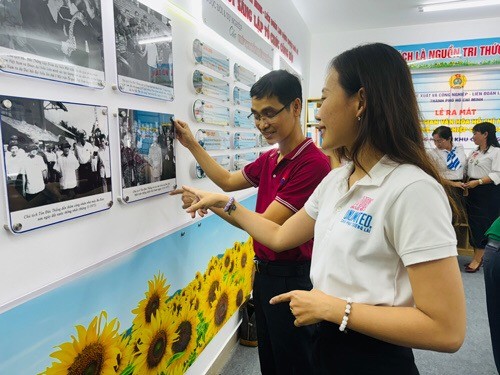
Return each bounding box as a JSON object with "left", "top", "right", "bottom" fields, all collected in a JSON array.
[
  {"left": 313, "top": 321, "right": 419, "bottom": 375},
  {"left": 253, "top": 265, "right": 314, "bottom": 375},
  {"left": 483, "top": 238, "right": 500, "bottom": 373},
  {"left": 467, "top": 183, "right": 500, "bottom": 248}
]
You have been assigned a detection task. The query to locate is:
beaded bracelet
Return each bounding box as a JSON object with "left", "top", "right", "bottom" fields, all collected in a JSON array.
[
  {"left": 338, "top": 297, "right": 352, "bottom": 333},
  {"left": 223, "top": 197, "right": 236, "bottom": 215}
]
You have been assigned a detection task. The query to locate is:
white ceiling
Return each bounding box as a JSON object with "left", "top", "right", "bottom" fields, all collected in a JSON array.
[{"left": 290, "top": 0, "right": 500, "bottom": 34}]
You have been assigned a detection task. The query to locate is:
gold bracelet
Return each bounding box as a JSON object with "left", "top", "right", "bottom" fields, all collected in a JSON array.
[{"left": 478, "top": 178, "right": 484, "bottom": 185}]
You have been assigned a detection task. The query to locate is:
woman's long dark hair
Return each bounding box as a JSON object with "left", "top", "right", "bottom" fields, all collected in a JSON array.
[
  {"left": 473, "top": 122, "right": 499, "bottom": 152},
  {"left": 330, "top": 43, "right": 460, "bottom": 218}
]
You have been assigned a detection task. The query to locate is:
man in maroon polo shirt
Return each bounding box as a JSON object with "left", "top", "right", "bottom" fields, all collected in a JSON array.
[{"left": 173, "top": 70, "right": 331, "bottom": 374}]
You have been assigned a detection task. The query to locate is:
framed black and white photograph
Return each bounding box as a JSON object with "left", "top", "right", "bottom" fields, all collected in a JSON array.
[
  {"left": 113, "top": 0, "right": 173, "bottom": 100},
  {"left": 0, "top": 95, "right": 112, "bottom": 233},
  {"left": 118, "top": 108, "right": 176, "bottom": 203},
  {"left": 0, "top": 0, "right": 105, "bottom": 88}
]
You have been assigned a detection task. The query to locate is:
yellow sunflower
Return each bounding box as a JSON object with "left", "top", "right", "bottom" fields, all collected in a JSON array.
[
  {"left": 204, "top": 256, "right": 221, "bottom": 276},
  {"left": 200, "top": 266, "right": 224, "bottom": 315},
  {"left": 208, "top": 279, "right": 237, "bottom": 338},
  {"left": 167, "top": 360, "right": 187, "bottom": 375},
  {"left": 132, "top": 311, "right": 178, "bottom": 375},
  {"left": 132, "top": 272, "right": 170, "bottom": 329},
  {"left": 170, "top": 305, "right": 199, "bottom": 362},
  {"left": 222, "top": 250, "right": 233, "bottom": 272},
  {"left": 239, "top": 238, "right": 255, "bottom": 297},
  {"left": 113, "top": 332, "right": 133, "bottom": 374},
  {"left": 185, "top": 274, "right": 202, "bottom": 295},
  {"left": 233, "top": 241, "right": 242, "bottom": 253},
  {"left": 43, "top": 312, "right": 121, "bottom": 375},
  {"left": 234, "top": 283, "right": 246, "bottom": 310},
  {"left": 189, "top": 294, "right": 201, "bottom": 311},
  {"left": 166, "top": 293, "right": 186, "bottom": 317}
]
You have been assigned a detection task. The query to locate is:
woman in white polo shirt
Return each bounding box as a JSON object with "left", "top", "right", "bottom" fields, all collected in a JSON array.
[
  {"left": 428, "top": 126, "right": 467, "bottom": 224},
  {"left": 462, "top": 122, "right": 500, "bottom": 273},
  {"left": 428, "top": 125, "right": 466, "bottom": 185},
  {"left": 181, "top": 43, "right": 465, "bottom": 374}
]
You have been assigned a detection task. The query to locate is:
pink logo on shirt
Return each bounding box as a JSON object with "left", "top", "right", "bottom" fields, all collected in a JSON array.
[{"left": 350, "top": 196, "right": 373, "bottom": 212}]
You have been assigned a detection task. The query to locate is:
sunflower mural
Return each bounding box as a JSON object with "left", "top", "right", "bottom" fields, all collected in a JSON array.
[
  {"left": 132, "top": 272, "right": 171, "bottom": 329},
  {"left": 41, "top": 237, "right": 255, "bottom": 375},
  {"left": 42, "top": 312, "right": 122, "bottom": 375}
]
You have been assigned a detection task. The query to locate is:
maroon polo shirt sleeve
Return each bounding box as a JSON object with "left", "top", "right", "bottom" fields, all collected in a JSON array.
[
  {"left": 242, "top": 152, "right": 267, "bottom": 187},
  {"left": 275, "top": 155, "right": 331, "bottom": 213}
]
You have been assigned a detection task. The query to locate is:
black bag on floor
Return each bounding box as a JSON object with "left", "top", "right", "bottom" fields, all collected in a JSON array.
[{"left": 239, "top": 298, "right": 258, "bottom": 347}]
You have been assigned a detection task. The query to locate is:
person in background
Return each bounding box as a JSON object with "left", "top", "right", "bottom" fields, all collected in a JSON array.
[
  {"left": 428, "top": 126, "right": 467, "bottom": 222},
  {"left": 21, "top": 143, "right": 47, "bottom": 202},
  {"left": 463, "top": 122, "right": 500, "bottom": 273},
  {"left": 172, "top": 70, "right": 331, "bottom": 374},
  {"left": 429, "top": 126, "right": 466, "bottom": 185},
  {"left": 5, "top": 140, "right": 25, "bottom": 182},
  {"left": 148, "top": 132, "right": 162, "bottom": 183},
  {"left": 5, "top": 140, "right": 26, "bottom": 211},
  {"left": 55, "top": 141, "right": 80, "bottom": 200},
  {"left": 483, "top": 216, "right": 500, "bottom": 373},
  {"left": 44, "top": 142, "right": 58, "bottom": 183},
  {"left": 179, "top": 43, "right": 465, "bottom": 374},
  {"left": 74, "top": 131, "right": 93, "bottom": 193},
  {"left": 97, "top": 136, "right": 111, "bottom": 192}
]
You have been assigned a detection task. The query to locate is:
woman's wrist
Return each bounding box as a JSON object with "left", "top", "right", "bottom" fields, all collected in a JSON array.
[
  {"left": 223, "top": 196, "right": 236, "bottom": 214},
  {"left": 322, "top": 296, "right": 345, "bottom": 324}
]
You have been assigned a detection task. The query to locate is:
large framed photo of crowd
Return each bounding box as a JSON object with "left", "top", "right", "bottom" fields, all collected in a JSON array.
[
  {"left": 118, "top": 108, "right": 176, "bottom": 203},
  {"left": 0, "top": 0, "right": 105, "bottom": 88},
  {"left": 113, "top": 0, "right": 174, "bottom": 100},
  {"left": 0, "top": 95, "right": 112, "bottom": 233}
]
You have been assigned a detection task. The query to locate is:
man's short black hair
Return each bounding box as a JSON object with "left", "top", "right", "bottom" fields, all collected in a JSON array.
[{"left": 250, "top": 69, "right": 302, "bottom": 106}]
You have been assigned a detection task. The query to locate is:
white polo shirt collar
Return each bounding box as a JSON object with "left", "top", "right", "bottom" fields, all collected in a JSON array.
[{"left": 337, "top": 155, "right": 399, "bottom": 190}]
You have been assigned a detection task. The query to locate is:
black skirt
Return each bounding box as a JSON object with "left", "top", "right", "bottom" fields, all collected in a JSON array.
[
  {"left": 312, "top": 321, "right": 419, "bottom": 375},
  {"left": 466, "top": 183, "right": 500, "bottom": 248}
]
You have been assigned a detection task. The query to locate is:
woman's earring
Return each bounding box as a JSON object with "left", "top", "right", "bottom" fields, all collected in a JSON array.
[{"left": 357, "top": 116, "right": 361, "bottom": 122}]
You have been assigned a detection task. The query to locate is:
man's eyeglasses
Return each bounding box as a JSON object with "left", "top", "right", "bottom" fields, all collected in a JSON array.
[
  {"left": 247, "top": 99, "right": 296, "bottom": 123},
  {"left": 433, "top": 138, "right": 445, "bottom": 144}
]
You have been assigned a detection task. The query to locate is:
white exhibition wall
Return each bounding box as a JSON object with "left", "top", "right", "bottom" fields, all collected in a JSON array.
[
  {"left": 0, "top": 0, "right": 310, "bottom": 317},
  {"left": 308, "top": 17, "right": 500, "bottom": 96}
]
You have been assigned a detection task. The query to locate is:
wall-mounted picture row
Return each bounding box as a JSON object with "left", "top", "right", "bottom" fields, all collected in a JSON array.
[
  {"left": 0, "top": 0, "right": 174, "bottom": 100},
  {"left": 0, "top": 94, "right": 180, "bottom": 233},
  {"left": 118, "top": 108, "right": 176, "bottom": 203},
  {"left": 0, "top": 95, "right": 112, "bottom": 233}
]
